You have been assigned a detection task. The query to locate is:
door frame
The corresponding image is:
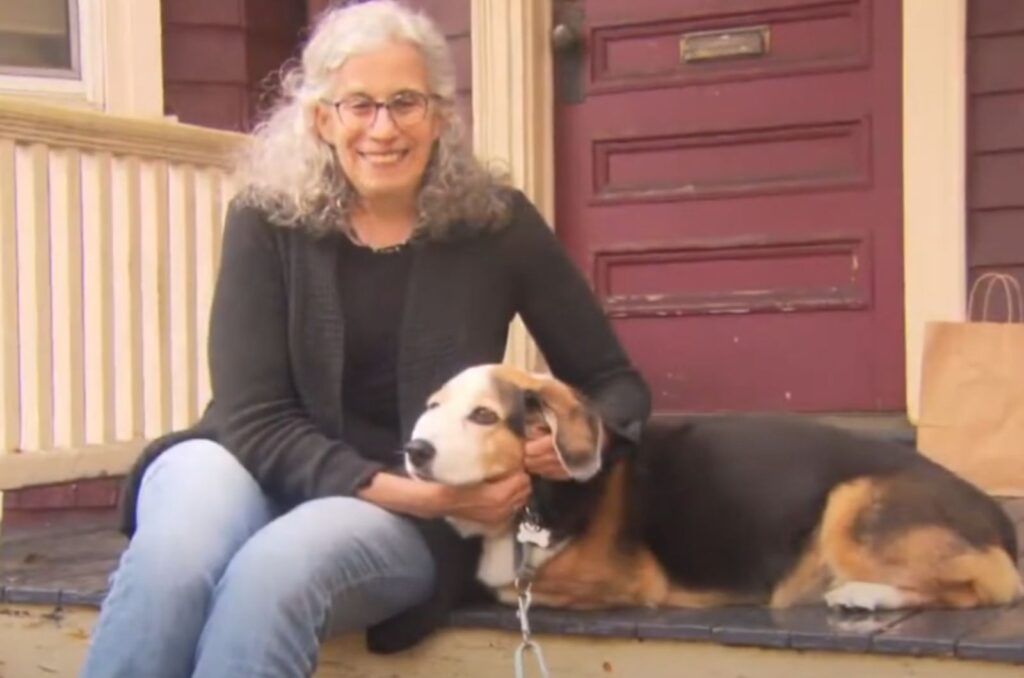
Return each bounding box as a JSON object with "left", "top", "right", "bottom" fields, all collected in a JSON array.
[
  {"left": 470, "top": 0, "right": 555, "bottom": 371},
  {"left": 471, "top": 0, "right": 967, "bottom": 420},
  {"left": 901, "top": 0, "right": 968, "bottom": 422}
]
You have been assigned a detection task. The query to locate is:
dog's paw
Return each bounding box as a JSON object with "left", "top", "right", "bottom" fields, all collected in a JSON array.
[{"left": 824, "top": 582, "right": 908, "bottom": 611}]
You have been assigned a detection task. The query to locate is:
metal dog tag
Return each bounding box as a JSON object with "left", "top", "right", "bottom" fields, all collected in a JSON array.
[{"left": 517, "top": 521, "right": 552, "bottom": 549}]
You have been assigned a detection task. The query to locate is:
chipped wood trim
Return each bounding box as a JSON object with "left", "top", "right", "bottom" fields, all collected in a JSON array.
[{"left": 0, "top": 441, "right": 142, "bottom": 491}]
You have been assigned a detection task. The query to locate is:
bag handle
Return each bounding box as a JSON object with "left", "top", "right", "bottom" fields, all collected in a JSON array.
[{"left": 967, "top": 272, "right": 1024, "bottom": 323}]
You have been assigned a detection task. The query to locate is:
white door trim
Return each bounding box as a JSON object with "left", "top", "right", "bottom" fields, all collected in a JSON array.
[
  {"left": 471, "top": 0, "right": 554, "bottom": 372},
  {"left": 902, "top": 0, "right": 967, "bottom": 421}
]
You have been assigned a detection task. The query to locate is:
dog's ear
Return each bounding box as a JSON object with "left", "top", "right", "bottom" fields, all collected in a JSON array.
[{"left": 526, "top": 378, "right": 604, "bottom": 481}]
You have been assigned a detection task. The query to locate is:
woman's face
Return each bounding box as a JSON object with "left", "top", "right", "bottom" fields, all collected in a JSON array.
[{"left": 315, "top": 41, "right": 442, "bottom": 208}]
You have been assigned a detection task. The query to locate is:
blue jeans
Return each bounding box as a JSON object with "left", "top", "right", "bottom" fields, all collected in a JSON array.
[{"left": 80, "top": 439, "right": 436, "bottom": 678}]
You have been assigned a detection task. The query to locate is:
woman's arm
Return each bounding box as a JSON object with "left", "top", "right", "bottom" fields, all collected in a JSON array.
[
  {"left": 357, "top": 471, "right": 532, "bottom": 526},
  {"left": 502, "top": 191, "right": 652, "bottom": 445}
]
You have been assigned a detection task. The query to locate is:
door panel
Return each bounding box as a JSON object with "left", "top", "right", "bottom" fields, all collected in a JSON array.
[{"left": 555, "top": 0, "right": 904, "bottom": 413}]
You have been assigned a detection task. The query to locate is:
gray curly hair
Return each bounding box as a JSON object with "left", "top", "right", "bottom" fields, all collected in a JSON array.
[{"left": 234, "top": 0, "right": 510, "bottom": 237}]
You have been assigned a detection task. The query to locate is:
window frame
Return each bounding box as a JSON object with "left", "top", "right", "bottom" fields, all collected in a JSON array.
[
  {"left": 0, "top": 0, "right": 81, "bottom": 79},
  {"left": 0, "top": 0, "right": 103, "bottom": 108}
]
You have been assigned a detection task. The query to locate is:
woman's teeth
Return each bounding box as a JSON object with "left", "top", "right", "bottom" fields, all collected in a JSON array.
[{"left": 361, "top": 151, "right": 405, "bottom": 165}]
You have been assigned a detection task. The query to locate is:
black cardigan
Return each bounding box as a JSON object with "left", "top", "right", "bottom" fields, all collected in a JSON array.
[{"left": 118, "top": 189, "right": 651, "bottom": 652}]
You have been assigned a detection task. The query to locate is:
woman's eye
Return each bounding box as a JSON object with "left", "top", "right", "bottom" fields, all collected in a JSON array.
[
  {"left": 342, "top": 98, "right": 375, "bottom": 116},
  {"left": 426, "top": 401, "right": 440, "bottom": 410},
  {"left": 468, "top": 407, "right": 499, "bottom": 425},
  {"left": 389, "top": 97, "right": 418, "bottom": 114}
]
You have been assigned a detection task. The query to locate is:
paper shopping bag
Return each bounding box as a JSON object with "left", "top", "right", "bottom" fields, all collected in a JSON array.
[{"left": 917, "top": 273, "right": 1024, "bottom": 496}]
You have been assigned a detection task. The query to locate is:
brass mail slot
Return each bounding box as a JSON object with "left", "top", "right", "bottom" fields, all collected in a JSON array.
[{"left": 680, "top": 25, "right": 771, "bottom": 63}]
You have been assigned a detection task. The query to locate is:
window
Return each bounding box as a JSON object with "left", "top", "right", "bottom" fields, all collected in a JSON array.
[
  {"left": 0, "top": 0, "right": 79, "bottom": 78},
  {"left": 0, "top": 0, "right": 162, "bottom": 114}
]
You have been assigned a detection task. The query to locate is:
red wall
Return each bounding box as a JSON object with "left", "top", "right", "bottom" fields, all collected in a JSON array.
[
  {"left": 162, "top": 0, "right": 308, "bottom": 131},
  {"left": 162, "top": 0, "right": 471, "bottom": 133},
  {"left": 967, "top": 0, "right": 1024, "bottom": 316}
]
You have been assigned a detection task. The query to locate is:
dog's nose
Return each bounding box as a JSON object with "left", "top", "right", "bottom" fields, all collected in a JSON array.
[{"left": 403, "top": 439, "right": 436, "bottom": 466}]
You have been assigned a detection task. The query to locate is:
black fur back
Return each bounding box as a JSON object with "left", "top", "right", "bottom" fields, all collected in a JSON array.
[
  {"left": 527, "top": 415, "right": 1017, "bottom": 598},
  {"left": 638, "top": 416, "right": 945, "bottom": 594}
]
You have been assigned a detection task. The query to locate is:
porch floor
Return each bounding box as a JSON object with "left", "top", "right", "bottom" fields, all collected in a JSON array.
[{"left": 2, "top": 499, "right": 1024, "bottom": 670}]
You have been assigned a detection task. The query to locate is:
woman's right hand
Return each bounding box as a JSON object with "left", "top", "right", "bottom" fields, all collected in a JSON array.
[{"left": 440, "top": 471, "right": 532, "bottom": 528}]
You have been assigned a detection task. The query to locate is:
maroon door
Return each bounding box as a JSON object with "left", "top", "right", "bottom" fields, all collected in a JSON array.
[{"left": 554, "top": 0, "right": 904, "bottom": 414}]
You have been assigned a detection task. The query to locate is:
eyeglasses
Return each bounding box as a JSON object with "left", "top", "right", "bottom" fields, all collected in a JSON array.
[{"left": 322, "top": 90, "right": 438, "bottom": 131}]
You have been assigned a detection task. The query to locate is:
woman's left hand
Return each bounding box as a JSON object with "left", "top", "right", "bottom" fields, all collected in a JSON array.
[{"left": 523, "top": 435, "right": 572, "bottom": 481}]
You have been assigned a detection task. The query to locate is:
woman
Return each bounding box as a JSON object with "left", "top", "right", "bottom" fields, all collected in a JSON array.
[{"left": 81, "top": 2, "right": 649, "bottom": 677}]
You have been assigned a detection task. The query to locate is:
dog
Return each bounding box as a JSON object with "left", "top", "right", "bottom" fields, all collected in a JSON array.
[{"left": 403, "top": 364, "right": 1022, "bottom": 612}]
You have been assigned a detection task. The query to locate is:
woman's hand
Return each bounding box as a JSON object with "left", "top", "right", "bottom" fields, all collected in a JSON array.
[
  {"left": 358, "top": 471, "right": 529, "bottom": 527},
  {"left": 523, "top": 435, "right": 572, "bottom": 481},
  {"left": 441, "top": 471, "right": 532, "bottom": 528}
]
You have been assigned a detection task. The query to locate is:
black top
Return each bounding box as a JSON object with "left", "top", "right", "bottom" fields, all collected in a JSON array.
[
  {"left": 338, "top": 238, "right": 413, "bottom": 456},
  {"left": 119, "top": 188, "right": 651, "bottom": 653}
]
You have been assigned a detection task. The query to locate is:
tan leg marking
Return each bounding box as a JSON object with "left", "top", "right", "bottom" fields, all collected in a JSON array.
[
  {"left": 769, "top": 537, "right": 830, "bottom": 608},
  {"left": 817, "top": 477, "right": 1022, "bottom": 609},
  {"left": 936, "top": 547, "right": 1022, "bottom": 607},
  {"left": 529, "top": 462, "right": 671, "bottom": 608},
  {"left": 663, "top": 587, "right": 766, "bottom": 608}
]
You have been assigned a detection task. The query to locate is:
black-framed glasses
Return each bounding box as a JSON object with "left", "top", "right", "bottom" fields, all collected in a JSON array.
[{"left": 322, "top": 90, "right": 438, "bottom": 131}]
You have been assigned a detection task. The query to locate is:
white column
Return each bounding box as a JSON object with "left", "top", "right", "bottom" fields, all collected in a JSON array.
[
  {"left": 99, "top": 0, "right": 165, "bottom": 116},
  {"left": 902, "top": 0, "right": 967, "bottom": 422},
  {"left": 471, "top": 0, "right": 555, "bottom": 371}
]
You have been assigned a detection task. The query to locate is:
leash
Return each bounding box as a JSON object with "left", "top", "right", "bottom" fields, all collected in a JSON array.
[{"left": 513, "top": 506, "right": 551, "bottom": 678}]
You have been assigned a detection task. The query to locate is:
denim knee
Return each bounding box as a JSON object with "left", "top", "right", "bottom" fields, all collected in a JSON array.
[
  {"left": 124, "top": 439, "right": 275, "bottom": 603},
  {"left": 207, "top": 498, "right": 434, "bottom": 631},
  {"left": 137, "top": 439, "right": 272, "bottom": 528},
  {"left": 82, "top": 440, "right": 276, "bottom": 678}
]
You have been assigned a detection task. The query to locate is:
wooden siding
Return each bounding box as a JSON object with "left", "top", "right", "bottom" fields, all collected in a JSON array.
[
  {"left": 967, "top": 0, "right": 1024, "bottom": 319},
  {"left": 163, "top": 1, "right": 472, "bottom": 133},
  {"left": 162, "top": 0, "right": 308, "bottom": 131}
]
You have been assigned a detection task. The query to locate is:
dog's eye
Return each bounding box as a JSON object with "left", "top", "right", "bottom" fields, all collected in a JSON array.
[
  {"left": 468, "top": 406, "right": 499, "bottom": 426},
  {"left": 426, "top": 401, "right": 439, "bottom": 410}
]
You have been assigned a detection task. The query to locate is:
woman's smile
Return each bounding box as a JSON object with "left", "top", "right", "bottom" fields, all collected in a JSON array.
[
  {"left": 358, "top": 149, "right": 410, "bottom": 167},
  {"left": 315, "top": 42, "right": 441, "bottom": 206}
]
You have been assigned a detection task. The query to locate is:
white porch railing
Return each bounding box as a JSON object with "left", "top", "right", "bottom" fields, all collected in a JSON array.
[{"left": 0, "top": 97, "right": 242, "bottom": 490}]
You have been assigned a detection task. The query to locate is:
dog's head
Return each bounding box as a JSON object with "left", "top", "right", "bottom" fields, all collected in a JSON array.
[{"left": 403, "top": 364, "right": 604, "bottom": 485}]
